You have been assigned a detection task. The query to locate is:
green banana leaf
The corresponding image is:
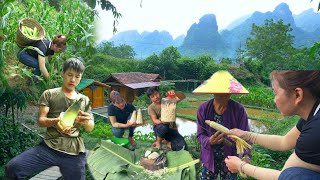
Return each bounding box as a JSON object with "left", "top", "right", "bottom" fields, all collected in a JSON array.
[{"left": 87, "top": 140, "right": 199, "bottom": 180}]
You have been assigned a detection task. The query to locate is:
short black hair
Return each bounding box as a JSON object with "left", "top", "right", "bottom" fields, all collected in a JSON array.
[
  {"left": 146, "top": 86, "right": 159, "bottom": 98},
  {"left": 63, "top": 58, "right": 85, "bottom": 74}
]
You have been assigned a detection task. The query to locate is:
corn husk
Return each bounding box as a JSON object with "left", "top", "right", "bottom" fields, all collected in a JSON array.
[{"left": 136, "top": 108, "right": 143, "bottom": 125}]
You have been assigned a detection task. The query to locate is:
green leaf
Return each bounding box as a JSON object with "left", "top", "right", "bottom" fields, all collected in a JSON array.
[
  {"left": 23, "top": 46, "right": 45, "bottom": 56},
  {"left": 309, "top": 42, "right": 320, "bottom": 58},
  {"left": 87, "top": 140, "right": 199, "bottom": 179}
]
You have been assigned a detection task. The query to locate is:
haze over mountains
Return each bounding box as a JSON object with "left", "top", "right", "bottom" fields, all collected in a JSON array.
[{"left": 102, "top": 3, "right": 320, "bottom": 59}]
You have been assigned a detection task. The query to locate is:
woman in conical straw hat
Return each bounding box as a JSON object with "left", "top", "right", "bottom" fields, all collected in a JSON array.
[{"left": 194, "top": 70, "right": 251, "bottom": 180}]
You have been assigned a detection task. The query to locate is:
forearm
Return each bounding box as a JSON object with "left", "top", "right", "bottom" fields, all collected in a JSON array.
[
  {"left": 245, "top": 132, "right": 289, "bottom": 151},
  {"left": 153, "top": 119, "right": 161, "bottom": 125},
  {"left": 40, "top": 66, "right": 49, "bottom": 78},
  {"left": 241, "top": 162, "right": 280, "bottom": 180},
  {"left": 112, "top": 122, "right": 128, "bottom": 128},
  {"left": 38, "top": 117, "right": 58, "bottom": 127},
  {"left": 197, "top": 133, "right": 211, "bottom": 150}
]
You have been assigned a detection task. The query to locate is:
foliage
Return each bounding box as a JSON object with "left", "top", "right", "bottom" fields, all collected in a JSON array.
[
  {"left": 134, "top": 131, "right": 156, "bottom": 142},
  {"left": 0, "top": 115, "right": 42, "bottom": 168},
  {"left": 138, "top": 46, "right": 181, "bottom": 80},
  {"left": 86, "top": 121, "right": 112, "bottom": 139},
  {"left": 1, "top": 0, "right": 97, "bottom": 94},
  {"left": 84, "top": 54, "right": 141, "bottom": 81},
  {"left": 132, "top": 94, "right": 150, "bottom": 109},
  {"left": 245, "top": 19, "right": 295, "bottom": 84},
  {"left": 97, "top": 41, "right": 136, "bottom": 59},
  {"left": 232, "top": 86, "right": 276, "bottom": 110},
  {"left": 87, "top": 140, "right": 197, "bottom": 179}
]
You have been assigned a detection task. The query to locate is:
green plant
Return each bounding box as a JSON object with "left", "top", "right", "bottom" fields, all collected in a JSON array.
[
  {"left": 86, "top": 122, "right": 112, "bottom": 139},
  {"left": 134, "top": 131, "right": 156, "bottom": 142}
]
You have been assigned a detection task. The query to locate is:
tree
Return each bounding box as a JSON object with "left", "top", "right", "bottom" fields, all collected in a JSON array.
[
  {"left": 98, "top": 42, "right": 136, "bottom": 59},
  {"left": 245, "top": 19, "right": 295, "bottom": 82},
  {"left": 158, "top": 46, "right": 181, "bottom": 80},
  {"left": 113, "top": 44, "right": 136, "bottom": 59}
]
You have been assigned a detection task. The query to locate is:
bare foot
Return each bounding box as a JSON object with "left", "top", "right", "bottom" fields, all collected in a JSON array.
[{"left": 128, "top": 137, "right": 136, "bottom": 146}]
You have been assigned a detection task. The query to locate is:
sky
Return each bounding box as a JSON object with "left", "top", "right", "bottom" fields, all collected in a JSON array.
[{"left": 94, "top": 0, "right": 318, "bottom": 43}]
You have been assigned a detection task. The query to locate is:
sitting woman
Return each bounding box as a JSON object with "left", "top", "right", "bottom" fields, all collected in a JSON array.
[{"left": 107, "top": 90, "right": 136, "bottom": 146}]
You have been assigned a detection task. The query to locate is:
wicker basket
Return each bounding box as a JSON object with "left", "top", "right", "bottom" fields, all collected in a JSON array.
[{"left": 15, "top": 18, "right": 45, "bottom": 47}]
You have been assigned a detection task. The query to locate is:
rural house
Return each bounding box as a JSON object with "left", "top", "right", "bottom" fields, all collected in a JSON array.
[{"left": 102, "top": 72, "right": 162, "bottom": 103}]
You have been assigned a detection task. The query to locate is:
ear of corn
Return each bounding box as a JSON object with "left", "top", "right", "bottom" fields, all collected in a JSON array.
[
  {"left": 21, "top": 25, "right": 39, "bottom": 39},
  {"left": 205, "top": 120, "right": 252, "bottom": 155}
]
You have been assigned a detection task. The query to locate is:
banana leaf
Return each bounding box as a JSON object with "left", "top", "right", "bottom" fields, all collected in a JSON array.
[{"left": 87, "top": 140, "right": 199, "bottom": 180}]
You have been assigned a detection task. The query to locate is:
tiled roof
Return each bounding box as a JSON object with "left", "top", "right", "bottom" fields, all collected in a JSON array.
[{"left": 103, "top": 72, "right": 161, "bottom": 84}]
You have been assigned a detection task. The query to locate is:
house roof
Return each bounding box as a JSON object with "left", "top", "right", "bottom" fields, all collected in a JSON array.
[
  {"left": 76, "top": 79, "right": 110, "bottom": 91},
  {"left": 125, "top": 82, "right": 161, "bottom": 89},
  {"left": 102, "top": 72, "right": 162, "bottom": 89}
]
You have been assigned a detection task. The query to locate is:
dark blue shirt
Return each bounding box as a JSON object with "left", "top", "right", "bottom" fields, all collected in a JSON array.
[
  {"left": 26, "top": 40, "right": 54, "bottom": 58},
  {"left": 296, "top": 100, "right": 320, "bottom": 165},
  {"left": 108, "top": 103, "right": 136, "bottom": 124}
]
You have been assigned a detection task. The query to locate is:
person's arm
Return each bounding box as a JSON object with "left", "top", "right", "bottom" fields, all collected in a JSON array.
[
  {"left": 38, "top": 55, "right": 49, "bottom": 79},
  {"left": 148, "top": 105, "right": 162, "bottom": 125},
  {"left": 229, "top": 126, "right": 300, "bottom": 151},
  {"left": 225, "top": 156, "right": 281, "bottom": 180},
  {"left": 75, "top": 111, "right": 94, "bottom": 132},
  {"left": 150, "top": 114, "right": 161, "bottom": 125},
  {"left": 109, "top": 116, "right": 133, "bottom": 128},
  {"left": 38, "top": 105, "right": 60, "bottom": 127},
  {"left": 252, "top": 126, "right": 299, "bottom": 151},
  {"left": 197, "top": 105, "right": 213, "bottom": 150}
]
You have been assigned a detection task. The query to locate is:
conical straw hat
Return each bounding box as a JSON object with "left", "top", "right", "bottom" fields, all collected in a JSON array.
[{"left": 193, "top": 70, "right": 249, "bottom": 94}]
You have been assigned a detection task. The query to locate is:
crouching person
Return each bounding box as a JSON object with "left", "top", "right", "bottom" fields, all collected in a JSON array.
[{"left": 146, "top": 87, "right": 187, "bottom": 151}]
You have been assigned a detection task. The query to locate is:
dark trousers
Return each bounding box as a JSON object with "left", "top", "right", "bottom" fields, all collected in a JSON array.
[
  {"left": 17, "top": 50, "right": 41, "bottom": 76},
  {"left": 5, "top": 143, "right": 86, "bottom": 180},
  {"left": 112, "top": 126, "right": 135, "bottom": 137},
  {"left": 154, "top": 123, "right": 188, "bottom": 151}
]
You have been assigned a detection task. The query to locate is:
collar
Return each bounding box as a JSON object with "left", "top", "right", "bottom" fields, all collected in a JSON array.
[
  {"left": 307, "top": 99, "right": 320, "bottom": 121},
  {"left": 49, "top": 41, "right": 52, "bottom": 49}
]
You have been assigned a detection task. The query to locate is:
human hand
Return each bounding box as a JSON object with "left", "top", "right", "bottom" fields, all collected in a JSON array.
[
  {"left": 127, "top": 119, "right": 136, "bottom": 127},
  {"left": 228, "top": 128, "right": 247, "bottom": 139},
  {"left": 209, "top": 131, "right": 224, "bottom": 145},
  {"left": 225, "top": 156, "right": 242, "bottom": 173},
  {"left": 165, "top": 90, "right": 175, "bottom": 98},
  {"left": 56, "top": 120, "right": 74, "bottom": 135},
  {"left": 75, "top": 111, "right": 91, "bottom": 125}
]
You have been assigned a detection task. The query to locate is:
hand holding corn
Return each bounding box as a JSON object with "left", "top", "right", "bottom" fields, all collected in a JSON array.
[
  {"left": 205, "top": 120, "right": 252, "bottom": 155},
  {"left": 209, "top": 131, "right": 224, "bottom": 145}
]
